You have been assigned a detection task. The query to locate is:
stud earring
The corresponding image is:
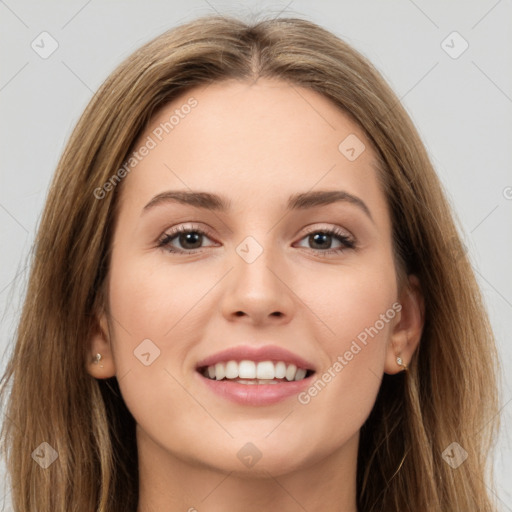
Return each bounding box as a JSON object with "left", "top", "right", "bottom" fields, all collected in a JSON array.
[
  {"left": 396, "top": 355, "right": 408, "bottom": 372},
  {"left": 94, "top": 353, "right": 104, "bottom": 368}
]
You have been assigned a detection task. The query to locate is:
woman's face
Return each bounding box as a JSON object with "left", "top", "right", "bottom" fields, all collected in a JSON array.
[{"left": 92, "top": 78, "right": 413, "bottom": 476}]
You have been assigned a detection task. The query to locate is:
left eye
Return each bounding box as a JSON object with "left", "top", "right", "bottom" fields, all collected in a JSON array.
[
  {"left": 157, "top": 226, "right": 356, "bottom": 255},
  {"left": 294, "top": 229, "right": 355, "bottom": 253}
]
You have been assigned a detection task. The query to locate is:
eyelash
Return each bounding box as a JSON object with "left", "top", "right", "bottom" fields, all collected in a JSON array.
[{"left": 157, "top": 224, "right": 356, "bottom": 256}]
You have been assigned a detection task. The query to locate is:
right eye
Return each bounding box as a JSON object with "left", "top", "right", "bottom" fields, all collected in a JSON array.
[{"left": 157, "top": 225, "right": 218, "bottom": 254}]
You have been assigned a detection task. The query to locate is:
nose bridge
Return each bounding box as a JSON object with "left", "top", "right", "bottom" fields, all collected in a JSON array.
[
  {"left": 234, "top": 232, "right": 283, "bottom": 293},
  {"left": 221, "top": 231, "right": 294, "bottom": 321}
]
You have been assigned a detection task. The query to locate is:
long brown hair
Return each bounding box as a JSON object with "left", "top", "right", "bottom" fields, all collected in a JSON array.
[{"left": 0, "top": 14, "right": 501, "bottom": 511}]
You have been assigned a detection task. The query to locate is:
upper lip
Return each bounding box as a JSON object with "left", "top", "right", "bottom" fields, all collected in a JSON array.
[{"left": 196, "top": 344, "right": 316, "bottom": 372}]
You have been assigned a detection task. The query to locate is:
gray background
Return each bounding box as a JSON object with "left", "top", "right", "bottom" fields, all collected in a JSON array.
[{"left": 1, "top": 0, "right": 511, "bottom": 510}]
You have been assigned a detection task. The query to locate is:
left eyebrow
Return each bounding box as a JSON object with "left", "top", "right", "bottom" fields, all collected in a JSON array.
[
  {"left": 287, "top": 190, "right": 373, "bottom": 223},
  {"left": 142, "top": 189, "right": 373, "bottom": 223}
]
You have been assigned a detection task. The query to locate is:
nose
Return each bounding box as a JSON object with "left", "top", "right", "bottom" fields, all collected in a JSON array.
[{"left": 220, "top": 238, "right": 295, "bottom": 326}]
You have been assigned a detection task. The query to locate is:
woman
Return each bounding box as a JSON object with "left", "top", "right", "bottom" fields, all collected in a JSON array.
[{"left": 0, "top": 14, "right": 500, "bottom": 512}]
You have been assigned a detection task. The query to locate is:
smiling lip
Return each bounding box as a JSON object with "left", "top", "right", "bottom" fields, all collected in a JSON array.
[
  {"left": 195, "top": 344, "right": 316, "bottom": 371},
  {"left": 195, "top": 344, "right": 316, "bottom": 406},
  {"left": 197, "top": 374, "right": 314, "bottom": 405}
]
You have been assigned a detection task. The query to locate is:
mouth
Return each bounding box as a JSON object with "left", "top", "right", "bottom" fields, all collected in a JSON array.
[
  {"left": 197, "top": 360, "right": 315, "bottom": 384},
  {"left": 194, "top": 344, "right": 317, "bottom": 405}
]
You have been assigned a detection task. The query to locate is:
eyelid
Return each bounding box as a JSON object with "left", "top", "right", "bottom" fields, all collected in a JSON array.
[
  {"left": 300, "top": 223, "right": 353, "bottom": 239},
  {"left": 157, "top": 223, "right": 217, "bottom": 246}
]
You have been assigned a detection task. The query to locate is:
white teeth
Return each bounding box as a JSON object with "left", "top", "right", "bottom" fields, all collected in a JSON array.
[
  {"left": 203, "top": 360, "right": 310, "bottom": 382},
  {"left": 295, "top": 368, "right": 307, "bottom": 381},
  {"left": 236, "top": 379, "right": 278, "bottom": 385},
  {"left": 256, "top": 361, "right": 275, "bottom": 380},
  {"left": 285, "top": 364, "right": 297, "bottom": 381},
  {"left": 275, "top": 361, "right": 287, "bottom": 379},
  {"left": 238, "top": 360, "right": 256, "bottom": 379},
  {"left": 225, "top": 360, "right": 239, "bottom": 379},
  {"left": 215, "top": 362, "right": 225, "bottom": 381}
]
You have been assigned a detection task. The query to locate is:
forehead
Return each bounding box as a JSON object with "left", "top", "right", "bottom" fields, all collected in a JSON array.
[{"left": 117, "top": 78, "right": 387, "bottom": 220}]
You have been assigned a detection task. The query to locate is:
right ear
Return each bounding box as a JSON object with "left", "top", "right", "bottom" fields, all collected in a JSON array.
[{"left": 86, "top": 309, "right": 116, "bottom": 379}]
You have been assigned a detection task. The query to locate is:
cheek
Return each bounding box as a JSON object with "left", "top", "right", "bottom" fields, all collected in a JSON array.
[
  {"left": 103, "top": 251, "right": 195, "bottom": 389},
  {"left": 312, "top": 256, "right": 397, "bottom": 351},
  {"left": 296, "top": 262, "right": 397, "bottom": 439},
  {"left": 107, "top": 250, "right": 213, "bottom": 340},
  {"left": 104, "top": 253, "right": 206, "bottom": 441}
]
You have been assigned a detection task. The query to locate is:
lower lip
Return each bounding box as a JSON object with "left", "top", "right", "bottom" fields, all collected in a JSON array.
[{"left": 197, "top": 372, "right": 314, "bottom": 406}]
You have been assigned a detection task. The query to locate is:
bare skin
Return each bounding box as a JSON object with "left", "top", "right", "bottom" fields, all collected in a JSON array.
[{"left": 87, "top": 78, "right": 424, "bottom": 512}]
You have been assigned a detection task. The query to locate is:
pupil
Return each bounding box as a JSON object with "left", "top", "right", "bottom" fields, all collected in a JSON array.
[
  {"left": 310, "top": 233, "right": 331, "bottom": 249},
  {"left": 180, "top": 232, "right": 202, "bottom": 249}
]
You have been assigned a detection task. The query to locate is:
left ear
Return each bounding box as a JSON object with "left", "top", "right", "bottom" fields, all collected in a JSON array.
[{"left": 384, "top": 274, "right": 425, "bottom": 375}]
